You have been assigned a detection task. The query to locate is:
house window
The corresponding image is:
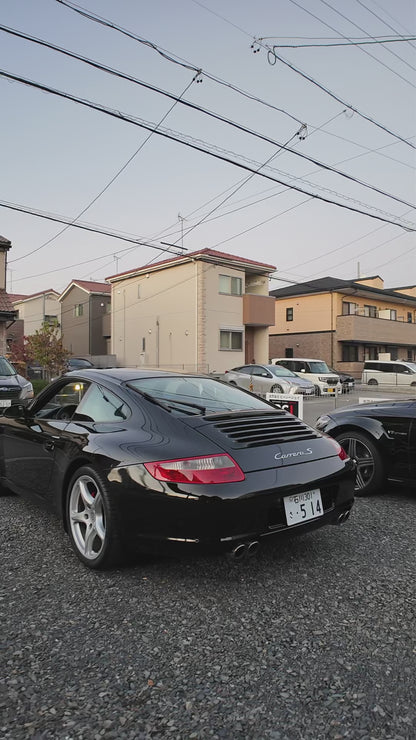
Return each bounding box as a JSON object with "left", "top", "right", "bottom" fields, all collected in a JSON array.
[
  {"left": 364, "top": 305, "right": 377, "bottom": 318},
  {"left": 142, "top": 337, "right": 146, "bottom": 352},
  {"left": 219, "top": 329, "right": 243, "bottom": 351},
  {"left": 342, "top": 302, "right": 357, "bottom": 315},
  {"left": 74, "top": 304, "right": 83, "bottom": 317},
  {"left": 44, "top": 314, "right": 58, "bottom": 325},
  {"left": 342, "top": 345, "right": 359, "bottom": 362},
  {"left": 219, "top": 274, "right": 242, "bottom": 296},
  {"left": 286, "top": 307, "right": 293, "bottom": 321},
  {"left": 137, "top": 285, "right": 141, "bottom": 299},
  {"left": 407, "top": 312, "right": 412, "bottom": 323}
]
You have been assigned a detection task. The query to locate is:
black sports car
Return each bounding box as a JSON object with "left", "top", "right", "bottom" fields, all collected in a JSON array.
[
  {"left": 0, "top": 369, "right": 355, "bottom": 569},
  {"left": 316, "top": 399, "right": 416, "bottom": 496}
]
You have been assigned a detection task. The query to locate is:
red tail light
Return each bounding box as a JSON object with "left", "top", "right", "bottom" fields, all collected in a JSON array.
[
  {"left": 328, "top": 438, "right": 349, "bottom": 460},
  {"left": 144, "top": 454, "right": 245, "bottom": 484}
]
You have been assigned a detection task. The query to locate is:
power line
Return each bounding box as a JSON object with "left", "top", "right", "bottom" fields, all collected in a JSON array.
[
  {"left": 317, "top": 0, "right": 416, "bottom": 76},
  {"left": 6, "top": 24, "right": 413, "bottom": 211},
  {"left": 259, "top": 44, "right": 416, "bottom": 149},
  {"left": 1, "top": 200, "right": 186, "bottom": 256},
  {"left": 2, "top": 66, "right": 414, "bottom": 216},
  {"left": 265, "top": 36, "right": 416, "bottom": 47},
  {"left": 3, "top": 69, "right": 414, "bottom": 231},
  {"left": 55, "top": 0, "right": 415, "bottom": 151}
]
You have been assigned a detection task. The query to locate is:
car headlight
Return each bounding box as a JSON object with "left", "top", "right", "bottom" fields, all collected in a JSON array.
[
  {"left": 315, "top": 414, "right": 331, "bottom": 430},
  {"left": 19, "top": 382, "right": 34, "bottom": 400},
  {"left": 318, "top": 376, "right": 329, "bottom": 382}
]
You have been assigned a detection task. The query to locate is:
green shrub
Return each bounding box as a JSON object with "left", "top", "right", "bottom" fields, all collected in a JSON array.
[{"left": 32, "top": 379, "right": 50, "bottom": 396}]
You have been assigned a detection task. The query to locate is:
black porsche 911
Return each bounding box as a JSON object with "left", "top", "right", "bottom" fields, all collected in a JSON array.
[
  {"left": 316, "top": 399, "right": 416, "bottom": 496},
  {"left": 0, "top": 369, "right": 355, "bottom": 569}
]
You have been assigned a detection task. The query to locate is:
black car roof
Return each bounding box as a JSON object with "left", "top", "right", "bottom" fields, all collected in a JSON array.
[{"left": 65, "top": 367, "right": 203, "bottom": 382}]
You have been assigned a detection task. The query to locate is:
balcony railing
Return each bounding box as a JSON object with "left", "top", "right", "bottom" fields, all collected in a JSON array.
[{"left": 337, "top": 314, "right": 416, "bottom": 344}]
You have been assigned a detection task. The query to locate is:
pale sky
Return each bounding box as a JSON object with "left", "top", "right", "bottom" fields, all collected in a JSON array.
[{"left": 1, "top": 0, "right": 415, "bottom": 297}]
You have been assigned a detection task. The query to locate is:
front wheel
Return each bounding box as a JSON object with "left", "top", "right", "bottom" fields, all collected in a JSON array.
[
  {"left": 368, "top": 378, "right": 378, "bottom": 386},
  {"left": 334, "top": 431, "right": 385, "bottom": 496},
  {"left": 270, "top": 384, "right": 283, "bottom": 393},
  {"left": 66, "top": 466, "right": 125, "bottom": 569}
]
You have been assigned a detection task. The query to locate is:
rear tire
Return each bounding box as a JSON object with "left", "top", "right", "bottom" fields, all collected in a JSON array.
[
  {"left": 368, "top": 378, "right": 378, "bottom": 386},
  {"left": 66, "top": 466, "right": 125, "bottom": 569},
  {"left": 334, "top": 431, "right": 385, "bottom": 496}
]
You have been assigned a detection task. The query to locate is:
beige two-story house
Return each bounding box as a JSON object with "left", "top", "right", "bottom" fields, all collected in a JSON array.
[
  {"left": 106, "top": 249, "right": 276, "bottom": 373},
  {"left": 11, "top": 289, "right": 61, "bottom": 336},
  {"left": 269, "top": 276, "right": 416, "bottom": 377}
]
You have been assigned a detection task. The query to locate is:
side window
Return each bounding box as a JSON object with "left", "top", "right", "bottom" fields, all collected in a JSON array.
[
  {"left": 219, "top": 274, "right": 242, "bottom": 296},
  {"left": 35, "top": 381, "right": 90, "bottom": 419},
  {"left": 219, "top": 329, "right": 243, "bottom": 351},
  {"left": 286, "top": 307, "right": 293, "bottom": 321},
  {"left": 76, "top": 384, "right": 131, "bottom": 422}
]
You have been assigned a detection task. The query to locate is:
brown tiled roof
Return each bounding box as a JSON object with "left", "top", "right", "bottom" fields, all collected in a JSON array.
[
  {"left": 12, "top": 289, "right": 59, "bottom": 302},
  {"left": 106, "top": 248, "right": 276, "bottom": 281},
  {"left": 0, "top": 235, "right": 12, "bottom": 247},
  {"left": 0, "top": 289, "right": 18, "bottom": 314},
  {"left": 9, "top": 293, "right": 29, "bottom": 302},
  {"left": 68, "top": 280, "right": 111, "bottom": 294}
]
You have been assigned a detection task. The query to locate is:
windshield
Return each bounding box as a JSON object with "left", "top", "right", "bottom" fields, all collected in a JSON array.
[
  {"left": 269, "top": 365, "right": 296, "bottom": 378},
  {"left": 0, "top": 357, "right": 17, "bottom": 377},
  {"left": 128, "top": 375, "right": 273, "bottom": 414},
  {"left": 309, "top": 361, "right": 331, "bottom": 373}
]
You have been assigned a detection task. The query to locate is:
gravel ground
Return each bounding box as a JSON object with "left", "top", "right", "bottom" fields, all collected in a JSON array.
[{"left": 1, "top": 488, "right": 415, "bottom": 740}]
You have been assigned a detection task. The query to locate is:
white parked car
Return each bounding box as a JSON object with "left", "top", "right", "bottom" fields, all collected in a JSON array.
[
  {"left": 361, "top": 360, "right": 416, "bottom": 387},
  {"left": 223, "top": 364, "right": 315, "bottom": 395},
  {"left": 271, "top": 358, "right": 342, "bottom": 396}
]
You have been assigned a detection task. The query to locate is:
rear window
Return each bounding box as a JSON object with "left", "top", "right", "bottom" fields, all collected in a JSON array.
[{"left": 128, "top": 376, "right": 273, "bottom": 415}]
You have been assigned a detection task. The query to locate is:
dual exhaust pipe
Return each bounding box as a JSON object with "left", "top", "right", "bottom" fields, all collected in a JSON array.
[
  {"left": 336, "top": 509, "right": 351, "bottom": 525},
  {"left": 228, "top": 509, "right": 351, "bottom": 559},
  {"left": 228, "top": 540, "right": 260, "bottom": 561}
]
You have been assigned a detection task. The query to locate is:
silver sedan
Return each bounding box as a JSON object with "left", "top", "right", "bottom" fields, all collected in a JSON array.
[{"left": 223, "top": 364, "right": 315, "bottom": 396}]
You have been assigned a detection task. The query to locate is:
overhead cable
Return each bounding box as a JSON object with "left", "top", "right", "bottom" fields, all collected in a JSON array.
[
  {"left": 2, "top": 70, "right": 414, "bottom": 232},
  {"left": 0, "top": 38, "right": 413, "bottom": 211}
]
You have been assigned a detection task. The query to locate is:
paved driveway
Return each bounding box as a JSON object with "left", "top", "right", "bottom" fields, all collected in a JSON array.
[{"left": 1, "top": 481, "right": 415, "bottom": 739}]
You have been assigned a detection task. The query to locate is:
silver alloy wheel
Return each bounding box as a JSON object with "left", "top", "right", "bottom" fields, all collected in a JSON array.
[
  {"left": 338, "top": 436, "right": 375, "bottom": 491},
  {"left": 68, "top": 474, "right": 106, "bottom": 561}
]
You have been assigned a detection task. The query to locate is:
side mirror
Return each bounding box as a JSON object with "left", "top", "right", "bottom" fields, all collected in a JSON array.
[{"left": 1, "top": 403, "right": 27, "bottom": 419}]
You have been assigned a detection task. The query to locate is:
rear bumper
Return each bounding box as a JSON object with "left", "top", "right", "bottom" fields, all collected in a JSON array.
[{"left": 111, "top": 461, "right": 355, "bottom": 557}]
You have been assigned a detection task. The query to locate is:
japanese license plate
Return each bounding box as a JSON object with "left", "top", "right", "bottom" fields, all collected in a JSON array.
[
  {"left": 283, "top": 488, "right": 323, "bottom": 526},
  {"left": 0, "top": 399, "right": 11, "bottom": 407}
]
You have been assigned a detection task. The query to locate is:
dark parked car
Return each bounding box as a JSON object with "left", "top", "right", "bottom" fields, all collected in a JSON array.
[
  {"left": 0, "top": 369, "right": 355, "bottom": 569},
  {"left": 67, "top": 357, "right": 95, "bottom": 371},
  {"left": 0, "top": 356, "right": 34, "bottom": 408},
  {"left": 328, "top": 368, "right": 355, "bottom": 393},
  {"left": 316, "top": 399, "right": 416, "bottom": 496}
]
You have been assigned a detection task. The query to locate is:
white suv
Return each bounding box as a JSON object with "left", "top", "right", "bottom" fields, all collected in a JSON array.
[
  {"left": 362, "top": 360, "right": 416, "bottom": 387},
  {"left": 271, "top": 358, "right": 342, "bottom": 396}
]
